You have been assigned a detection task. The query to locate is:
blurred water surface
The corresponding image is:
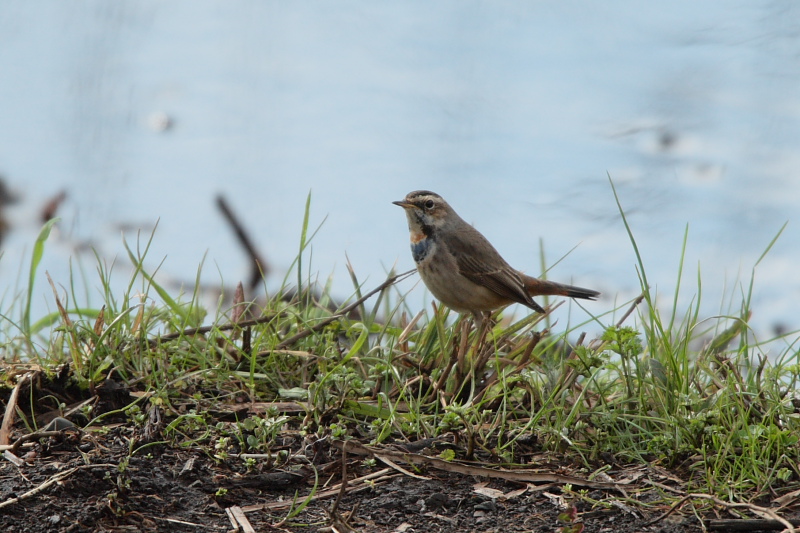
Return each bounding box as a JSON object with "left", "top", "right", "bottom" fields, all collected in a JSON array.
[{"left": 1, "top": 2, "right": 799, "bottom": 343}]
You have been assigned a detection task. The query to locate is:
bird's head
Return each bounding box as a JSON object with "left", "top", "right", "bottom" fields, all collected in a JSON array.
[{"left": 393, "top": 190, "right": 456, "bottom": 236}]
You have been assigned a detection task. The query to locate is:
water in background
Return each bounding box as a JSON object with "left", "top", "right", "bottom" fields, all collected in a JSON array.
[{"left": 1, "top": 2, "right": 799, "bottom": 346}]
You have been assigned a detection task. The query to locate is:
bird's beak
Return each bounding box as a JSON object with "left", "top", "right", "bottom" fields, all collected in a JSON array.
[{"left": 392, "top": 200, "right": 413, "bottom": 209}]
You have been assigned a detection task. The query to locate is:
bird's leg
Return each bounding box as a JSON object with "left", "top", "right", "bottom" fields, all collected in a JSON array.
[
  {"left": 465, "top": 311, "right": 496, "bottom": 404},
  {"left": 471, "top": 311, "right": 492, "bottom": 350},
  {"left": 455, "top": 312, "right": 493, "bottom": 392},
  {"left": 472, "top": 311, "right": 483, "bottom": 332}
]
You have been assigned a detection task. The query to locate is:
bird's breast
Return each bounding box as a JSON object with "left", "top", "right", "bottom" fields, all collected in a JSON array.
[{"left": 410, "top": 235, "right": 434, "bottom": 263}]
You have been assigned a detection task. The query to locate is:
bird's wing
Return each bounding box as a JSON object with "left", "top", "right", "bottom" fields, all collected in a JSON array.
[{"left": 444, "top": 226, "right": 545, "bottom": 312}]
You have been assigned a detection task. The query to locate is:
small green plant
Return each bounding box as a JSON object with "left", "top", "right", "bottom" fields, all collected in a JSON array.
[
  {"left": 557, "top": 504, "right": 584, "bottom": 533},
  {"left": 214, "top": 436, "right": 231, "bottom": 461},
  {"left": 234, "top": 414, "right": 289, "bottom": 452}
]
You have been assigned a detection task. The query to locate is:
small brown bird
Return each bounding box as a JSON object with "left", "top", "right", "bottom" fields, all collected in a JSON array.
[{"left": 393, "top": 190, "right": 599, "bottom": 323}]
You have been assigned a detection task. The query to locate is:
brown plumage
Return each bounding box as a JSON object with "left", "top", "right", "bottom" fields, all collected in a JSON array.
[{"left": 394, "top": 190, "right": 598, "bottom": 320}]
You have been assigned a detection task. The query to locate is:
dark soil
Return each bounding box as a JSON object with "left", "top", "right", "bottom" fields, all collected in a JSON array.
[
  {"left": 0, "top": 426, "right": 702, "bottom": 533},
  {"left": 0, "top": 372, "right": 791, "bottom": 533}
]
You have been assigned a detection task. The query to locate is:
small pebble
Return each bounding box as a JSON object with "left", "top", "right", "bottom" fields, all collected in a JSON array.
[
  {"left": 44, "top": 418, "right": 76, "bottom": 431},
  {"left": 425, "top": 493, "right": 448, "bottom": 509},
  {"left": 474, "top": 500, "right": 497, "bottom": 512}
]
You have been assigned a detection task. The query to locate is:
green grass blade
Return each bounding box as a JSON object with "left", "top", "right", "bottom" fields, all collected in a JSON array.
[
  {"left": 608, "top": 175, "right": 648, "bottom": 294},
  {"left": 23, "top": 217, "right": 60, "bottom": 335},
  {"left": 297, "top": 191, "right": 312, "bottom": 306},
  {"left": 122, "top": 237, "right": 190, "bottom": 325}
]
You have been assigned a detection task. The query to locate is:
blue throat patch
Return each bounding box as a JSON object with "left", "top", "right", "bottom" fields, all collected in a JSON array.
[{"left": 410, "top": 238, "right": 432, "bottom": 263}]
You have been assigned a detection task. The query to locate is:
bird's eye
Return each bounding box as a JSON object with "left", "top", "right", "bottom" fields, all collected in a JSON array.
[{"left": 424, "top": 200, "right": 435, "bottom": 209}]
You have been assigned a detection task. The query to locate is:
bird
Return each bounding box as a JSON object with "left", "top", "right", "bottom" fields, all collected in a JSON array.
[{"left": 393, "top": 190, "right": 599, "bottom": 325}]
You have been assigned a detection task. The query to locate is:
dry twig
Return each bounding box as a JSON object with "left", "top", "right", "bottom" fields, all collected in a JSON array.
[
  {"left": 0, "top": 371, "right": 35, "bottom": 446},
  {"left": 643, "top": 492, "right": 795, "bottom": 533},
  {"left": 332, "top": 440, "right": 627, "bottom": 491}
]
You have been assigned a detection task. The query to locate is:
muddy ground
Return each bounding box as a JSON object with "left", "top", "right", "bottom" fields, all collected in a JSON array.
[
  {"left": 1, "top": 369, "right": 796, "bottom": 533},
  {"left": 1, "top": 422, "right": 757, "bottom": 533}
]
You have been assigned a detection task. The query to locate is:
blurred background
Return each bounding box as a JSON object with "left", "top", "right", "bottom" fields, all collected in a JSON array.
[{"left": 1, "top": 2, "right": 798, "bottom": 343}]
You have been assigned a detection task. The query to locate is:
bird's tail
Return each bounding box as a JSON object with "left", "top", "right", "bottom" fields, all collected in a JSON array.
[{"left": 522, "top": 275, "right": 600, "bottom": 301}]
